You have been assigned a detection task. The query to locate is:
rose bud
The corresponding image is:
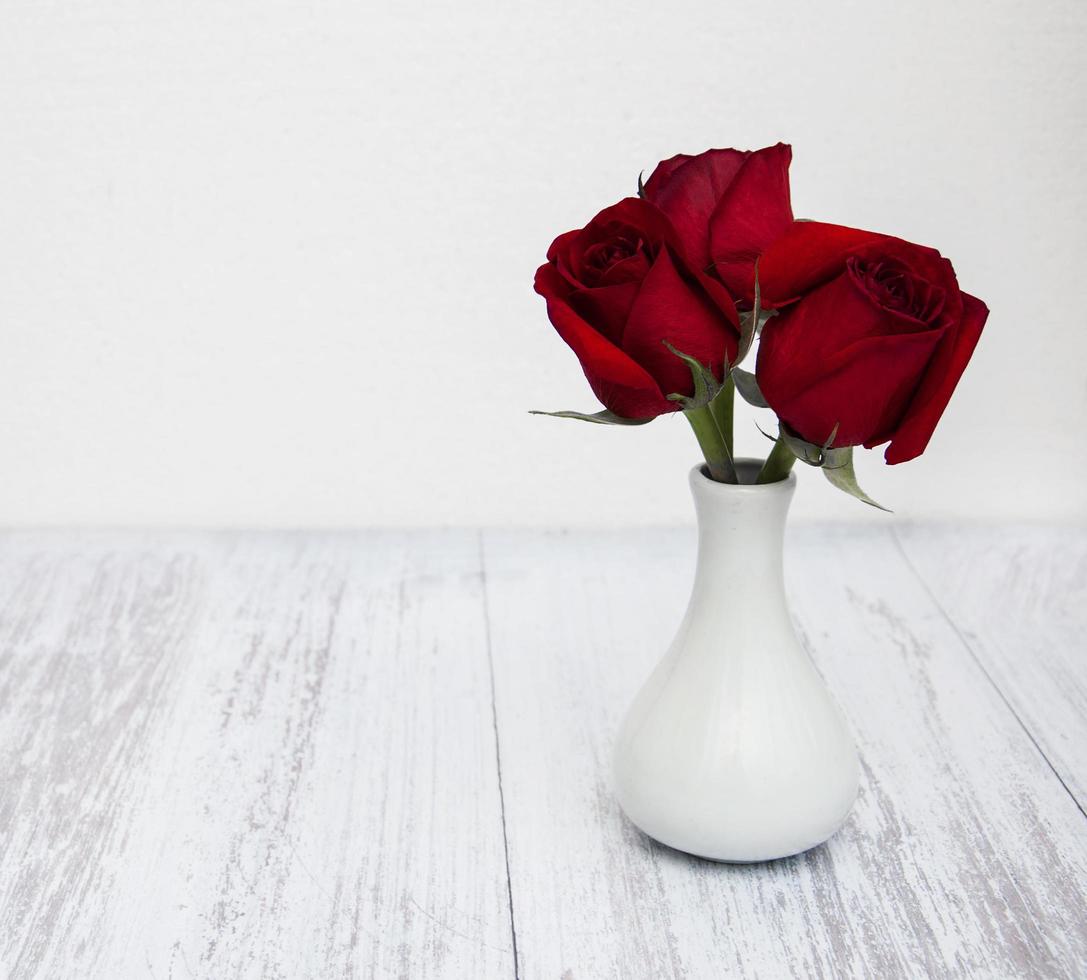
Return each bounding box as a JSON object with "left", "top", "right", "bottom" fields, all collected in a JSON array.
[
  {"left": 642, "top": 143, "right": 794, "bottom": 297},
  {"left": 534, "top": 198, "right": 741, "bottom": 420},
  {"left": 754, "top": 222, "right": 989, "bottom": 464}
]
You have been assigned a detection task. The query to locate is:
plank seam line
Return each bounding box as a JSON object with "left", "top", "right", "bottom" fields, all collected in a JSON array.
[
  {"left": 891, "top": 527, "right": 1087, "bottom": 823},
  {"left": 478, "top": 530, "right": 522, "bottom": 980}
]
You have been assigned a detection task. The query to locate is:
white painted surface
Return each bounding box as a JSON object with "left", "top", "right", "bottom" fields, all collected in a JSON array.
[
  {"left": 1, "top": 526, "right": 1085, "bottom": 978},
  {"left": 614, "top": 466, "right": 859, "bottom": 860},
  {"left": 1, "top": 0, "right": 1086, "bottom": 526},
  {"left": 0, "top": 532, "right": 513, "bottom": 979},
  {"left": 894, "top": 525, "right": 1087, "bottom": 811}
]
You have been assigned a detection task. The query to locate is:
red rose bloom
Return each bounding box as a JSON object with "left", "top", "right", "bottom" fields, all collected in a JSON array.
[
  {"left": 642, "top": 143, "right": 794, "bottom": 297},
  {"left": 755, "top": 222, "right": 988, "bottom": 464},
  {"left": 534, "top": 198, "right": 740, "bottom": 419}
]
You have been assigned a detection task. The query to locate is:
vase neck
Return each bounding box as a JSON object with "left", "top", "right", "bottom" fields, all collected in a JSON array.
[{"left": 688, "top": 462, "right": 795, "bottom": 608}]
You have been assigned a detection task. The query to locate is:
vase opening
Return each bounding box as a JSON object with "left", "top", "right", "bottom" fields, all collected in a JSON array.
[{"left": 697, "top": 458, "right": 795, "bottom": 488}]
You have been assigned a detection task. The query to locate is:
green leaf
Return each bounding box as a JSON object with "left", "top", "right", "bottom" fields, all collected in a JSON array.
[
  {"left": 822, "top": 446, "right": 891, "bottom": 511},
  {"left": 529, "top": 409, "right": 654, "bottom": 426},
  {"left": 732, "top": 367, "right": 769, "bottom": 408},
  {"left": 662, "top": 342, "right": 724, "bottom": 410}
]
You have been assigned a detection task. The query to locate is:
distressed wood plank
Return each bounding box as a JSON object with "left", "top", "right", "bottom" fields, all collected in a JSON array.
[
  {"left": 482, "top": 526, "right": 1087, "bottom": 979},
  {"left": 0, "top": 531, "right": 513, "bottom": 980},
  {"left": 894, "top": 524, "right": 1087, "bottom": 811},
  {"left": 4, "top": 527, "right": 1084, "bottom": 979}
]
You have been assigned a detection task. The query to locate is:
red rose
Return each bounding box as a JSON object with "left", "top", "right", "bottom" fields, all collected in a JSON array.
[
  {"left": 642, "top": 143, "right": 793, "bottom": 297},
  {"left": 534, "top": 198, "right": 740, "bottom": 419},
  {"left": 755, "top": 222, "right": 988, "bottom": 464}
]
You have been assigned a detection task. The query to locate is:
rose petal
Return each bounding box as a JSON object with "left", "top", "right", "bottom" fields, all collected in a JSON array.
[
  {"left": 584, "top": 196, "right": 679, "bottom": 248},
  {"left": 560, "top": 198, "right": 666, "bottom": 284},
  {"left": 622, "top": 248, "right": 737, "bottom": 398},
  {"left": 642, "top": 152, "right": 699, "bottom": 196},
  {"left": 599, "top": 251, "right": 651, "bottom": 286},
  {"left": 883, "top": 292, "right": 988, "bottom": 463},
  {"left": 706, "top": 143, "right": 794, "bottom": 297},
  {"left": 766, "top": 332, "right": 946, "bottom": 449},
  {"left": 566, "top": 281, "right": 640, "bottom": 346},
  {"left": 534, "top": 263, "right": 674, "bottom": 418},
  {"left": 546, "top": 228, "right": 585, "bottom": 290},
  {"left": 758, "top": 221, "right": 888, "bottom": 307},
  {"left": 759, "top": 268, "right": 938, "bottom": 375},
  {"left": 642, "top": 148, "right": 749, "bottom": 272},
  {"left": 851, "top": 237, "right": 963, "bottom": 326},
  {"left": 757, "top": 272, "right": 945, "bottom": 447}
]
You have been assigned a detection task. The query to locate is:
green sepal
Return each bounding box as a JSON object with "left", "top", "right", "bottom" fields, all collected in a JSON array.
[
  {"left": 529, "top": 409, "right": 654, "bottom": 426},
  {"left": 822, "top": 446, "right": 891, "bottom": 511},
  {"left": 732, "top": 367, "right": 769, "bottom": 408},
  {"left": 733, "top": 260, "right": 761, "bottom": 367},
  {"left": 738, "top": 308, "right": 777, "bottom": 343},
  {"left": 637, "top": 170, "right": 646, "bottom": 199},
  {"left": 779, "top": 422, "right": 832, "bottom": 466},
  {"left": 754, "top": 421, "right": 778, "bottom": 444},
  {"left": 662, "top": 342, "right": 725, "bottom": 410},
  {"left": 731, "top": 261, "right": 780, "bottom": 365}
]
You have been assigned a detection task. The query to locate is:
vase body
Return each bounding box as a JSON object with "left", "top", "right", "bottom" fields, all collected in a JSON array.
[{"left": 613, "top": 461, "right": 860, "bottom": 862}]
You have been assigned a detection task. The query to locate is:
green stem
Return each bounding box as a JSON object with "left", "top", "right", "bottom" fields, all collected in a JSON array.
[
  {"left": 756, "top": 436, "right": 798, "bottom": 484},
  {"left": 709, "top": 375, "right": 735, "bottom": 459},
  {"left": 685, "top": 405, "right": 738, "bottom": 484}
]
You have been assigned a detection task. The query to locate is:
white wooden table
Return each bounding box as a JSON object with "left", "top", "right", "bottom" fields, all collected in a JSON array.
[{"left": 1, "top": 526, "right": 1084, "bottom": 979}]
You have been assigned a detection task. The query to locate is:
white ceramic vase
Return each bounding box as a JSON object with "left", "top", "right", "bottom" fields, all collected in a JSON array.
[{"left": 613, "top": 460, "right": 860, "bottom": 862}]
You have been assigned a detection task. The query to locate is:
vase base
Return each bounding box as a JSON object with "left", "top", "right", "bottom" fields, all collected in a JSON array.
[{"left": 630, "top": 820, "right": 849, "bottom": 865}]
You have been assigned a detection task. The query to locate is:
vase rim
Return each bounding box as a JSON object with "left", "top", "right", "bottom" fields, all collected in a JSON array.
[{"left": 689, "top": 459, "right": 797, "bottom": 493}]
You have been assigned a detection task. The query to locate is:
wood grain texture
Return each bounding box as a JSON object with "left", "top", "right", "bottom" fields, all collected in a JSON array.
[
  {"left": 0, "top": 531, "right": 513, "bottom": 980},
  {"left": 893, "top": 524, "right": 1087, "bottom": 813},
  {"left": 1, "top": 527, "right": 1084, "bottom": 979},
  {"left": 481, "top": 526, "right": 1087, "bottom": 980}
]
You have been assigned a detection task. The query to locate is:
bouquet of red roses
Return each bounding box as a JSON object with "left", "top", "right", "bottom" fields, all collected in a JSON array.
[{"left": 534, "top": 144, "right": 988, "bottom": 507}]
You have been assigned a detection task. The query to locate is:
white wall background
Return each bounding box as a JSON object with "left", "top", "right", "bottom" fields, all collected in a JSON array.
[{"left": 1, "top": 0, "right": 1084, "bottom": 527}]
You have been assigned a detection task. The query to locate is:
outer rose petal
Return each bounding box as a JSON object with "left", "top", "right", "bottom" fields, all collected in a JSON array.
[
  {"left": 762, "top": 331, "right": 946, "bottom": 449},
  {"left": 642, "top": 148, "right": 748, "bottom": 272},
  {"left": 642, "top": 152, "right": 699, "bottom": 196},
  {"left": 707, "top": 143, "right": 794, "bottom": 298},
  {"left": 566, "top": 281, "right": 639, "bottom": 347},
  {"left": 546, "top": 228, "right": 584, "bottom": 289},
  {"left": 883, "top": 292, "right": 989, "bottom": 463},
  {"left": 757, "top": 272, "right": 945, "bottom": 447},
  {"left": 533, "top": 263, "right": 674, "bottom": 418},
  {"left": 622, "top": 248, "right": 738, "bottom": 399},
  {"left": 757, "top": 222, "right": 887, "bottom": 307}
]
